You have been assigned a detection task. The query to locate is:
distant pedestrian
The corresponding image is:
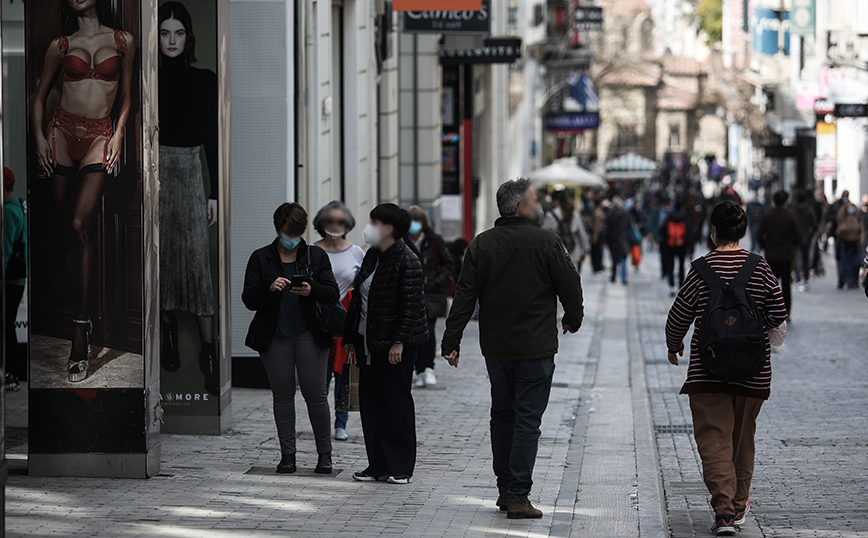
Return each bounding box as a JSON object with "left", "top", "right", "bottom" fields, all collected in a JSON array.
[
  {"left": 659, "top": 198, "right": 691, "bottom": 296},
  {"left": 589, "top": 196, "right": 607, "bottom": 274},
  {"left": 788, "top": 190, "right": 817, "bottom": 291},
  {"left": 407, "top": 205, "right": 455, "bottom": 388},
  {"left": 756, "top": 191, "right": 801, "bottom": 315},
  {"left": 835, "top": 201, "right": 864, "bottom": 289},
  {"left": 745, "top": 196, "right": 765, "bottom": 252},
  {"left": 441, "top": 178, "right": 584, "bottom": 519},
  {"left": 343, "top": 203, "right": 429, "bottom": 485},
  {"left": 543, "top": 192, "right": 590, "bottom": 272},
  {"left": 242, "top": 203, "right": 341, "bottom": 475},
  {"left": 605, "top": 197, "right": 631, "bottom": 285},
  {"left": 665, "top": 201, "right": 788, "bottom": 536},
  {"left": 314, "top": 201, "right": 365, "bottom": 442},
  {"left": 4, "top": 168, "right": 26, "bottom": 390}
]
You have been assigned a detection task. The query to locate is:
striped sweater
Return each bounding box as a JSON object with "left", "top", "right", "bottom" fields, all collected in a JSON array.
[{"left": 665, "top": 249, "right": 788, "bottom": 400}]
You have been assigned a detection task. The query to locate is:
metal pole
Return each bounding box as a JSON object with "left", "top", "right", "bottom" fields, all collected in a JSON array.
[{"left": 413, "top": 34, "right": 419, "bottom": 206}]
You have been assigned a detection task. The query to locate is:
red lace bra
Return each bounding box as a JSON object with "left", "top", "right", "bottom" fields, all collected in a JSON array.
[{"left": 58, "top": 29, "right": 126, "bottom": 82}]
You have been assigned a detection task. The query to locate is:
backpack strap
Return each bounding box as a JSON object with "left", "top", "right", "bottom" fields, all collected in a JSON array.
[
  {"left": 732, "top": 252, "right": 761, "bottom": 287},
  {"left": 691, "top": 256, "right": 724, "bottom": 289}
]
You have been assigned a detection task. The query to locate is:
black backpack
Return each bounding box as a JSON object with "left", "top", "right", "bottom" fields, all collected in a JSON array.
[
  {"left": 692, "top": 253, "right": 766, "bottom": 382},
  {"left": 551, "top": 211, "right": 576, "bottom": 253}
]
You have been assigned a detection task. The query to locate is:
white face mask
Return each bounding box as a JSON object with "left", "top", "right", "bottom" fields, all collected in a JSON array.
[
  {"left": 362, "top": 223, "right": 381, "bottom": 247},
  {"left": 326, "top": 231, "right": 344, "bottom": 239}
]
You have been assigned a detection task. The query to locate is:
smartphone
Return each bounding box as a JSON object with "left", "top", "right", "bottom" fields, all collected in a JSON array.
[{"left": 290, "top": 274, "right": 308, "bottom": 288}]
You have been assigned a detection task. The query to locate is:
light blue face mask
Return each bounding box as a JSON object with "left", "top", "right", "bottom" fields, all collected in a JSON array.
[
  {"left": 409, "top": 220, "right": 423, "bottom": 235},
  {"left": 280, "top": 234, "right": 301, "bottom": 250}
]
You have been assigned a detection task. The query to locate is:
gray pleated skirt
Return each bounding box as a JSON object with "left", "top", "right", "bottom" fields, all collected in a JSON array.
[{"left": 159, "top": 145, "right": 215, "bottom": 316}]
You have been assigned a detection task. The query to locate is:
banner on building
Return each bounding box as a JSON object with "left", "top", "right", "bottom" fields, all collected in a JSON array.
[
  {"left": 752, "top": 8, "right": 789, "bottom": 56},
  {"left": 394, "top": 0, "right": 480, "bottom": 11},
  {"left": 544, "top": 72, "right": 599, "bottom": 134},
  {"left": 403, "top": 0, "right": 489, "bottom": 34},
  {"left": 790, "top": 0, "right": 814, "bottom": 35}
]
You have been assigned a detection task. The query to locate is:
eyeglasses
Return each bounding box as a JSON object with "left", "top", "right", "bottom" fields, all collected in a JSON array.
[{"left": 323, "top": 219, "right": 348, "bottom": 227}]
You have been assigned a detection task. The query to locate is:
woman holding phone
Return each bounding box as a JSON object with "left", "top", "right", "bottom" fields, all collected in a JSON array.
[{"left": 242, "top": 203, "right": 340, "bottom": 474}]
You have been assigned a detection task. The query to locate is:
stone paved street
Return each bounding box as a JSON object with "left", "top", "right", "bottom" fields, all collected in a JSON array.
[{"left": 6, "top": 251, "right": 868, "bottom": 537}]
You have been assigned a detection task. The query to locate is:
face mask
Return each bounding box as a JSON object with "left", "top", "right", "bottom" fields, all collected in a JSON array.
[
  {"left": 279, "top": 234, "right": 301, "bottom": 250},
  {"left": 326, "top": 231, "right": 344, "bottom": 239},
  {"left": 848, "top": 207, "right": 856, "bottom": 215},
  {"left": 842, "top": 197, "right": 849, "bottom": 203},
  {"left": 409, "top": 220, "right": 423, "bottom": 235},
  {"left": 362, "top": 223, "right": 381, "bottom": 247}
]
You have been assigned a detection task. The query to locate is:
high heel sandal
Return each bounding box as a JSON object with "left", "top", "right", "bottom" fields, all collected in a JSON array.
[{"left": 68, "top": 318, "right": 92, "bottom": 383}]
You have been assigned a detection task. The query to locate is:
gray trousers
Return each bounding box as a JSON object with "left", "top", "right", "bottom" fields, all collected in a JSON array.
[{"left": 260, "top": 332, "right": 332, "bottom": 455}]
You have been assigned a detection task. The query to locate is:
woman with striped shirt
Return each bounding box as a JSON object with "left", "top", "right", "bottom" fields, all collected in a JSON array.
[{"left": 665, "top": 201, "right": 788, "bottom": 536}]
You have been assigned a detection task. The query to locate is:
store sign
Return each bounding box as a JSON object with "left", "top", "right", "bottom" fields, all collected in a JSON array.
[
  {"left": 752, "top": 8, "right": 790, "bottom": 56},
  {"left": 394, "top": 0, "right": 480, "bottom": 11},
  {"left": 439, "top": 37, "right": 521, "bottom": 65},
  {"left": 573, "top": 7, "right": 603, "bottom": 31},
  {"left": 403, "top": 0, "right": 490, "bottom": 34},
  {"left": 544, "top": 113, "right": 599, "bottom": 132},
  {"left": 815, "top": 159, "right": 837, "bottom": 179},
  {"left": 790, "top": 0, "right": 814, "bottom": 36},
  {"left": 814, "top": 98, "right": 835, "bottom": 119},
  {"left": 834, "top": 103, "right": 868, "bottom": 118}
]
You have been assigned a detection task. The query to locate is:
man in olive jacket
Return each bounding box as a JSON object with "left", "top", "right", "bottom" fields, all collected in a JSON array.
[{"left": 441, "top": 177, "right": 584, "bottom": 520}]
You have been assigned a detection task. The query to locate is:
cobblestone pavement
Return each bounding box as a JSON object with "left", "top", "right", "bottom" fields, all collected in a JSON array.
[{"left": 6, "top": 250, "right": 868, "bottom": 537}]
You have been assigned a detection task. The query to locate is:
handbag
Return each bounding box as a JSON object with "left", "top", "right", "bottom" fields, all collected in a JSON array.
[
  {"left": 430, "top": 239, "right": 457, "bottom": 295},
  {"left": 305, "top": 245, "right": 347, "bottom": 338}
]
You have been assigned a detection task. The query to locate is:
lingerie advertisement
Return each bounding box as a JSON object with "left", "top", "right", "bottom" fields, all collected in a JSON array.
[
  {"left": 26, "top": 0, "right": 144, "bottom": 392},
  {"left": 157, "top": 0, "right": 223, "bottom": 423}
]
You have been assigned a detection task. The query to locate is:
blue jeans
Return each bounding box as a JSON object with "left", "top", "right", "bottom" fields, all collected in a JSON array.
[
  {"left": 839, "top": 241, "right": 862, "bottom": 288},
  {"left": 610, "top": 253, "right": 628, "bottom": 283},
  {"left": 326, "top": 369, "right": 349, "bottom": 430},
  {"left": 486, "top": 356, "right": 555, "bottom": 502}
]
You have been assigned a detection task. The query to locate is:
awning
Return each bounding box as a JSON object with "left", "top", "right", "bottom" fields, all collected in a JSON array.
[
  {"left": 604, "top": 152, "right": 658, "bottom": 180},
  {"left": 528, "top": 158, "right": 606, "bottom": 187}
]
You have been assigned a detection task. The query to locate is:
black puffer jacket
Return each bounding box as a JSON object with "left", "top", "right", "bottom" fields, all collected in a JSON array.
[
  {"left": 242, "top": 239, "right": 340, "bottom": 352},
  {"left": 413, "top": 228, "right": 455, "bottom": 319},
  {"left": 344, "top": 239, "right": 429, "bottom": 355}
]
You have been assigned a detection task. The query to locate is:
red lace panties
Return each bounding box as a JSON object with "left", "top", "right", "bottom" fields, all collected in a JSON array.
[{"left": 50, "top": 107, "right": 113, "bottom": 166}]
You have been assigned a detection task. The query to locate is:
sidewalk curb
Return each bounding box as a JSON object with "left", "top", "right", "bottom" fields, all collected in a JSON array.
[{"left": 628, "top": 286, "right": 670, "bottom": 538}]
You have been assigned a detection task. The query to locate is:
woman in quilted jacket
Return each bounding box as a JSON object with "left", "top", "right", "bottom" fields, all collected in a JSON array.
[{"left": 343, "top": 203, "right": 429, "bottom": 485}]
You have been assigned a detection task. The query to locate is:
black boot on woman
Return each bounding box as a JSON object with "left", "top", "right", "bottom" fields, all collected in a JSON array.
[
  {"left": 314, "top": 453, "right": 333, "bottom": 474},
  {"left": 199, "top": 341, "right": 219, "bottom": 396},
  {"left": 161, "top": 316, "right": 181, "bottom": 372},
  {"left": 276, "top": 454, "right": 296, "bottom": 474}
]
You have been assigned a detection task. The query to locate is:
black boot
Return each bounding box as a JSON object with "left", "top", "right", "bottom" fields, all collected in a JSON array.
[
  {"left": 276, "top": 454, "right": 296, "bottom": 474},
  {"left": 314, "top": 453, "right": 333, "bottom": 474},
  {"left": 161, "top": 316, "right": 180, "bottom": 372},
  {"left": 199, "top": 341, "right": 219, "bottom": 396}
]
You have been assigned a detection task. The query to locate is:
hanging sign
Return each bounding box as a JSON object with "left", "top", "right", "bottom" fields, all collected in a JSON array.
[
  {"left": 573, "top": 7, "right": 603, "bottom": 31},
  {"left": 403, "top": 0, "right": 490, "bottom": 34},
  {"left": 438, "top": 37, "right": 521, "bottom": 65},
  {"left": 394, "top": 0, "right": 480, "bottom": 11},
  {"left": 790, "top": 0, "right": 814, "bottom": 35}
]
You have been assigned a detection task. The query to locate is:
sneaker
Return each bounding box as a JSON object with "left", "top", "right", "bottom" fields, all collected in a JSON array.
[
  {"left": 711, "top": 514, "right": 736, "bottom": 535},
  {"left": 734, "top": 499, "right": 750, "bottom": 526},
  {"left": 413, "top": 373, "right": 426, "bottom": 388},
  {"left": 507, "top": 499, "right": 543, "bottom": 519},
  {"left": 334, "top": 428, "right": 348, "bottom": 441},
  {"left": 352, "top": 470, "right": 381, "bottom": 482},
  {"left": 387, "top": 475, "right": 413, "bottom": 484},
  {"left": 797, "top": 283, "right": 807, "bottom": 292},
  {"left": 669, "top": 286, "right": 676, "bottom": 297},
  {"left": 423, "top": 367, "right": 437, "bottom": 386}
]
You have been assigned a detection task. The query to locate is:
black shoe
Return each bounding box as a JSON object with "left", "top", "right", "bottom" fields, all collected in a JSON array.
[
  {"left": 314, "top": 453, "right": 333, "bottom": 474},
  {"left": 161, "top": 316, "right": 181, "bottom": 372},
  {"left": 352, "top": 469, "right": 384, "bottom": 482},
  {"left": 276, "top": 454, "right": 296, "bottom": 474},
  {"left": 199, "top": 341, "right": 219, "bottom": 396}
]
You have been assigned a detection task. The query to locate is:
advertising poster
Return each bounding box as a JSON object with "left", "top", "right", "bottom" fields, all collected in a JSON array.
[
  {"left": 157, "top": 0, "right": 222, "bottom": 423},
  {"left": 26, "top": 0, "right": 149, "bottom": 457}
]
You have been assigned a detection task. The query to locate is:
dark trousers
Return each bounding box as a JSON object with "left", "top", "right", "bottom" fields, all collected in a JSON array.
[
  {"left": 662, "top": 246, "right": 687, "bottom": 288},
  {"left": 415, "top": 317, "right": 438, "bottom": 374},
  {"left": 590, "top": 242, "right": 604, "bottom": 273},
  {"left": 259, "top": 332, "right": 332, "bottom": 456},
  {"left": 486, "top": 356, "right": 555, "bottom": 503},
  {"left": 794, "top": 237, "right": 812, "bottom": 283},
  {"left": 4, "top": 283, "right": 25, "bottom": 378},
  {"left": 768, "top": 260, "right": 792, "bottom": 314},
  {"left": 359, "top": 345, "right": 417, "bottom": 477}
]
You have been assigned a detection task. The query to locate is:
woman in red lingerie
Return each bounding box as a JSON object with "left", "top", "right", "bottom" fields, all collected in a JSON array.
[{"left": 30, "top": 0, "right": 135, "bottom": 382}]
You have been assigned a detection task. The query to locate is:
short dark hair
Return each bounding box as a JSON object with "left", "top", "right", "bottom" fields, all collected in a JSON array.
[
  {"left": 773, "top": 190, "right": 789, "bottom": 207},
  {"left": 794, "top": 189, "right": 807, "bottom": 203},
  {"left": 312, "top": 200, "right": 356, "bottom": 238},
  {"left": 273, "top": 202, "right": 308, "bottom": 236},
  {"left": 710, "top": 201, "right": 748, "bottom": 244},
  {"left": 159, "top": 1, "right": 197, "bottom": 66},
  {"left": 370, "top": 203, "right": 411, "bottom": 240}
]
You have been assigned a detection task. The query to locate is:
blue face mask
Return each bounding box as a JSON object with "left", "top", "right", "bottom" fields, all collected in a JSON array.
[
  {"left": 409, "top": 220, "right": 423, "bottom": 235},
  {"left": 280, "top": 234, "right": 301, "bottom": 250}
]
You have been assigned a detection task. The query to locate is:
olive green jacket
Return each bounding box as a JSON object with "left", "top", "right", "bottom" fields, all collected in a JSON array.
[{"left": 441, "top": 216, "right": 584, "bottom": 360}]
